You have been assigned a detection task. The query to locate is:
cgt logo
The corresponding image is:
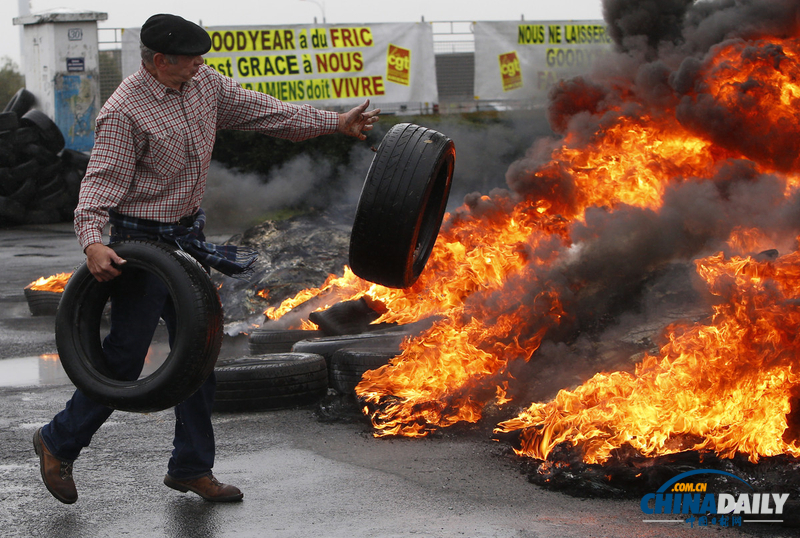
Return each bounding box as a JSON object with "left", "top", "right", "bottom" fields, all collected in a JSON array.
[
  {"left": 386, "top": 44, "right": 411, "bottom": 86},
  {"left": 641, "top": 469, "right": 790, "bottom": 528},
  {"left": 498, "top": 51, "right": 522, "bottom": 91}
]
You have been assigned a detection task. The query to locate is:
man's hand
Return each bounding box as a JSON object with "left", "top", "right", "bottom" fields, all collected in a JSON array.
[
  {"left": 85, "top": 243, "right": 127, "bottom": 282},
  {"left": 338, "top": 99, "right": 380, "bottom": 140}
]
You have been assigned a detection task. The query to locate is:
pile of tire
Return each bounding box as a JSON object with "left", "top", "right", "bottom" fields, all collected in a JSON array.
[
  {"left": 214, "top": 329, "right": 405, "bottom": 413},
  {"left": 0, "top": 88, "right": 88, "bottom": 226}
]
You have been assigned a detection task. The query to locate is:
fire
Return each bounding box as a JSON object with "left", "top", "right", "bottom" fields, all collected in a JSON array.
[
  {"left": 26, "top": 273, "right": 72, "bottom": 293},
  {"left": 496, "top": 246, "right": 800, "bottom": 464},
  {"left": 264, "top": 29, "right": 800, "bottom": 464}
]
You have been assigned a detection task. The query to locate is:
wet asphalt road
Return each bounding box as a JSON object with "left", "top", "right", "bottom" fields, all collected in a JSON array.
[{"left": 0, "top": 223, "right": 797, "bottom": 538}]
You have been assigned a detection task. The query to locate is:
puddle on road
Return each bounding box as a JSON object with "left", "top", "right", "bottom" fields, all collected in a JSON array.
[{"left": 0, "top": 343, "right": 170, "bottom": 388}]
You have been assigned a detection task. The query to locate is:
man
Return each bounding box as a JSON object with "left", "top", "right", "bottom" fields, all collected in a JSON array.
[{"left": 33, "top": 13, "right": 379, "bottom": 504}]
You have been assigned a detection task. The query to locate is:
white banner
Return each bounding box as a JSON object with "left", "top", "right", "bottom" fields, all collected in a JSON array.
[
  {"left": 474, "top": 20, "right": 612, "bottom": 104},
  {"left": 123, "top": 23, "right": 438, "bottom": 108}
]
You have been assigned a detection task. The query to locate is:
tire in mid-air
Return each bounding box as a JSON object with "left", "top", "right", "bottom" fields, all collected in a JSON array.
[
  {"left": 349, "top": 123, "right": 455, "bottom": 289},
  {"left": 55, "top": 240, "right": 223, "bottom": 412}
]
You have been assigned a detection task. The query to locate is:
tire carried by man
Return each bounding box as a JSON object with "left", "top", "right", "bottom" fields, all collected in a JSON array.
[
  {"left": 55, "top": 240, "right": 224, "bottom": 412},
  {"left": 34, "top": 12, "right": 380, "bottom": 504},
  {"left": 349, "top": 122, "right": 455, "bottom": 288}
]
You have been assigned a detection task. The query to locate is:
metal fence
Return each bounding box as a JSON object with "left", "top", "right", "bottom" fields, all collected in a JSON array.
[{"left": 96, "top": 22, "right": 518, "bottom": 114}]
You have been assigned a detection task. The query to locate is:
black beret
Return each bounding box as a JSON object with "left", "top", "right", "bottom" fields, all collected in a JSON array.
[{"left": 141, "top": 14, "right": 211, "bottom": 56}]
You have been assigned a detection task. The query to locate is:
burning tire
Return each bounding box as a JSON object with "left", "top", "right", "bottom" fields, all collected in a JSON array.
[
  {"left": 291, "top": 331, "right": 407, "bottom": 363},
  {"left": 55, "top": 240, "right": 223, "bottom": 413},
  {"left": 24, "top": 287, "right": 62, "bottom": 316},
  {"left": 349, "top": 123, "right": 455, "bottom": 288},
  {"left": 213, "top": 353, "right": 328, "bottom": 412},
  {"left": 248, "top": 328, "right": 324, "bottom": 355},
  {"left": 292, "top": 330, "right": 407, "bottom": 387},
  {"left": 329, "top": 347, "right": 399, "bottom": 395}
]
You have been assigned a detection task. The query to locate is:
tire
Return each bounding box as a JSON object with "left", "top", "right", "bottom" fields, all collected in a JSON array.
[
  {"left": 213, "top": 353, "right": 328, "bottom": 412},
  {"left": 12, "top": 127, "right": 39, "bottom": 147},
  {"left": 7, "top": 160, "right": 39, "bottom": 196},
  {"left": 55, "top": 240, "right": 224, "bottom": 412},
  {"left": 35, "top": 173, "right": 65, "bottom": 196},
  {"left": 61, "top": 167, "right": 83, "bottom": 198},
  {"left": 23, "top": 208, "right": 64, "bottom": 224},
  {"left": 24, "top": 287, "right": 62, "bottom": 316},
  {"left": 349, "top": 123, "right": 455, "bottom": 288},
  {"left": 60, "top": 148, "right": 90, "bottom": 172},
  {"left": 248, "top": 328, "right": 324, "bottom": 355},
  {"left": 0, "top": 112, "right": 19, "bottom": 131},
  {"left": 307, "top": 298, "right": 380, "bottom": 336},
  {"left": 0, "top": 167, "right": 12, "bottom": 196},
  {"left": 3, "top": 88, "right": 35, "bottom": 117},
  {"left": 20, "top": 110, "right": 65, "bottom": 154},
  {"left": 291, "top": 331, "right": 407, "bottom": 368},
  {"left": 0, "top": 195, "right": 26, "bottom": 223},
  {"left": 329, "top": 347, "right": 399, "bottom": 395},
  {"left": 30, "top": 189, "right": 71, "bottom": 212},
  {"left": 22, "top": 142, "right": 59, "bottom": 166},
  {"left": 9, "top": 177, "right": 37, "bottom": 206},
  {"left": 0, "top": 145, "right": 16, "bottom": 168}
]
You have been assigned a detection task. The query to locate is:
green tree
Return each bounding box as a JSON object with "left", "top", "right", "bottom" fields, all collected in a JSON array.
[{"left": 0, "top": 57, "right": 25, "bottom": 109}]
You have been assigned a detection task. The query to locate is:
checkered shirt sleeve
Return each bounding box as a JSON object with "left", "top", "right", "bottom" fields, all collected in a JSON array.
[{"left": 74, "top": 64, "right": 340, "bottom": 249}]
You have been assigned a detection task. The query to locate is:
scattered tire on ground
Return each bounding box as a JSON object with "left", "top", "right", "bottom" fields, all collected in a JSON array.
[
  {"left": 291, "top": 331, "right": 408, "bottom": 363},
  {"left": 329, "top": 347, "right": 400, "bottom": 395},
  {"left": 349, "top": 122, "right": 455, "bottom": 288},
  {"left": 248, "top": 328, "right": 324, "bottom": 355},
  {"left": 213, "top": 353, "right": 328, "bottom": 412},
  {"left": 292, "top": 331, "right": 408, "bottom": 386},
  {"left": 55, "top": 240, "right": 224, "bottom": 413}
]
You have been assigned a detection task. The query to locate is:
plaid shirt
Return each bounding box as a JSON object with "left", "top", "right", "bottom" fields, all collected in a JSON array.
[{"left": 75, "top": 63, "right": 340, "bottom": 249}]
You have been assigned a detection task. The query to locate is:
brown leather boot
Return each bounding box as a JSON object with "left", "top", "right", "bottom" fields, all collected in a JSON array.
[
  {"left": 33, "top": 427, "right": 77, "bottom": 504},
  {"left": 163, "top": 474, "right": 243, "bottom": 502}
]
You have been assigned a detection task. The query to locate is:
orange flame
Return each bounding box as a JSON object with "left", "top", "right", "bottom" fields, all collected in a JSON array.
[
  {"left": 496, "top": 245, "right": 800, "bottom": 464},
  {"left": 26, "top": 273, "right": 72, "bottom": 293},
  {"left": 264, "top": 33, "right": 800, "bottom": 464}
]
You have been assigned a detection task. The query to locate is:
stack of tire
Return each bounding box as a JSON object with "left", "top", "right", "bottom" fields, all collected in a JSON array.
[
  {"left": 0, "top": 88, "right": 88, "bottom": 226},
  {"left": 214, "top": 327, "right": 405, "bottom": 414}
]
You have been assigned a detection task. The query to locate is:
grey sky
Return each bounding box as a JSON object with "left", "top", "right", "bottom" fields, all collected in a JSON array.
[{"left": 2, "top": 1, "right": 604, "bottom": 67}]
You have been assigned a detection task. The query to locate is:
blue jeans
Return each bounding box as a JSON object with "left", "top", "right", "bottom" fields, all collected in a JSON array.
[{"left": 41, "top": 231, "right": 216, "bottom": 480}]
